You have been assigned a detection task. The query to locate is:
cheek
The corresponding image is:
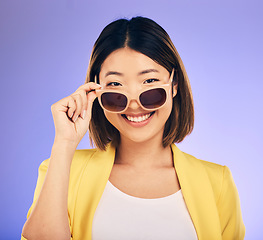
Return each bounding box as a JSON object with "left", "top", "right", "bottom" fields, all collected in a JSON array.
[
  {"left": 160, "top": 98, "right": 174, "bottom": 123},
  {"left": 104, "top": 111, "right": 113, "bottom": 123},
  {"left": 163, "top": 97, "right": 173, "bottom": 115},
  {"left": 104, "top": 111, "right": 120, "bottom": 127}
]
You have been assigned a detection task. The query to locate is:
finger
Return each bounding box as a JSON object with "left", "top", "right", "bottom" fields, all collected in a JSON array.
[
  {"left": 71, "top": 94, "right": 83, "bottom": 122},
  {"left": 67, "top": 96, "right": 76, "bottom": 119},
  {"left": 76, "top": 82, "right": 101, "bottom": 93},
  {"left": 86, "top": 91, "right": 98, "bottom": 121},
  {"left": 74, "top": 89, "right": 88, "bottom": 119}
]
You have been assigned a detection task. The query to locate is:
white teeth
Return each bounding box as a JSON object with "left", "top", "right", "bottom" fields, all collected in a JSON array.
[{"left": 126, "top": 113, "right": 151, "bottom": 123}]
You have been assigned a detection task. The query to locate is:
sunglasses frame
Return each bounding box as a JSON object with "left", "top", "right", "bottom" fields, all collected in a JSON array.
[{"left": 95, "top": 69, "right": 175, "bottom": 113}]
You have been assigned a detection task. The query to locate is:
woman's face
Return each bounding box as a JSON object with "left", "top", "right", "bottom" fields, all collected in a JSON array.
[{"left": 99, "top": 47, "right": 177, "bottom": 145}]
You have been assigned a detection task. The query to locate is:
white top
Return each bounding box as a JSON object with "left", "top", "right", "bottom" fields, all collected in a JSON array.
[{"left": 92, "top": 181, "right": 198, "bottom": 240}]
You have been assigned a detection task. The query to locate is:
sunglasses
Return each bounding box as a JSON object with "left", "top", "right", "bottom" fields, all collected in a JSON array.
[{"left": 95, "top": 69, "right": 174, "bottom": 113}]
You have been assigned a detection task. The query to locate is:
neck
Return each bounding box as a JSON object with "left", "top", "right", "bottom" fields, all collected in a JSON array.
[{"left": 115, "top": 137, "right": 174, "bottom": 170}]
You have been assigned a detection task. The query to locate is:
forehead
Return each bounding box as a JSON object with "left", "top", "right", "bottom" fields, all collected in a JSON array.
[{"left": 99, "top": 48, "right": 168, "bottom": 78}]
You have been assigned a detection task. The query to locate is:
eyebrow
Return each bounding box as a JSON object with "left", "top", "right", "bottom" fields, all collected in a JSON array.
[
  {"left": 104, "top": 69, "right": 159, "bottom": 78},
  {"left": 105, "top": 71, "right": 123, "bottom": 77},
  {"left": 138, "top": 69, "right": 159, "bottom": 75}
]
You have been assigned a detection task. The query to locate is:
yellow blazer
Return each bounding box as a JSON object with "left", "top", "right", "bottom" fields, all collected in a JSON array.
[{"left": 22, "top": 144, "right": 245, "bottom": 240}]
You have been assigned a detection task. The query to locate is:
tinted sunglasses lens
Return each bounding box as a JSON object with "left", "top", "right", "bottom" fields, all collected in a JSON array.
[
  {"left": 140, "top": 88, "right": 166, "bottom": 109},
  {"left": 101, "top": 92, "right": 127, "bottom": 112}
]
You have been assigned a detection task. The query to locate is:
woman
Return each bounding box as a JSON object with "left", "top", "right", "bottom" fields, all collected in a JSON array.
[{"left": 21, "top": 17, "right": 245, "bottom": 240}]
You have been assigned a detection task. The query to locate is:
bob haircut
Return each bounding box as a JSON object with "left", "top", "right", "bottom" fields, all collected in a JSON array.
[{"left": 85, "top": 16, "right": 194, "bottom": 151}]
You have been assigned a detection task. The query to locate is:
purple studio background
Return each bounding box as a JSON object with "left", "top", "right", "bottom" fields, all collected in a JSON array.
[{"left": 1, "top": 0, "right": 262, "bottom": 239}]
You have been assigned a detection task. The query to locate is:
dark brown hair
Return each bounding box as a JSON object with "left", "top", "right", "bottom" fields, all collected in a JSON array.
[{"left": 85, "top": 16, "right": 194, "bottom": 150}]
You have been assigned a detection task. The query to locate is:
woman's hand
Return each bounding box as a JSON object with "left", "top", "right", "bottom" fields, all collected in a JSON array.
[
  {"left": 22, "top": 83, "right": 102, "bottom": 240},
  {"left": 51, "top": 82, "right": 101, "bottom": 147}
]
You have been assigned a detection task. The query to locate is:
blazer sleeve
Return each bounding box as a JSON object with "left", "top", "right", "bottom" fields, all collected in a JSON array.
[
  {"left": 217, "top": 166, "right": 245, "bottom": 240},
  {"left": 21, "top": 159, "right": 73, "bottom": 240},
  {"left": 21, "top": 159, "right": 49, "bottom": 240}
]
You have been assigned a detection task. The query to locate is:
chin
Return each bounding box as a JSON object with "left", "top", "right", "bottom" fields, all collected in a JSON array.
[{"left": 120, "top": 129, "right": 164, "bottom": 145}]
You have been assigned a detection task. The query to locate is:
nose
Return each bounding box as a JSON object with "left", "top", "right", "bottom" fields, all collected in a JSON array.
[
  {"left": 125, "top": 85, "right": 141, "bottom": 110},
  {"left": 127, "top": 99, "right": 141, "bottom": 110}
]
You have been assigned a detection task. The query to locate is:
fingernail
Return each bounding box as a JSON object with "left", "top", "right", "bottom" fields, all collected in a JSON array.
[
  {"left": 82, "top": 110, "right": 86, "bottom": 119},
  {"left": 73, "top": 115, "right": 78, "bottom": 122}
]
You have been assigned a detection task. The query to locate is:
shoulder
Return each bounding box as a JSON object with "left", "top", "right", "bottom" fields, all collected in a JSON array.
[
  {"left": 181, "top": 150, "right": 226, "bottom": 178},
  {"left": 71, "top": 148, "right": 98, "bottom": 166},
  {"left": 181, "top": 150, "right": 242, "bottom": 217},
  {"left": 180, "top": 150, "right": 232, "bottom": 201}
]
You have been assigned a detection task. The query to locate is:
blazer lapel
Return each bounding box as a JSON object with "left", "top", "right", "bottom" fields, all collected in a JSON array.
[
  {"left": 171, "top": 144, "right": 222, "bottom": 240},
  {"left": 72, "top": 144, "right": 115, "bottom": 240}
]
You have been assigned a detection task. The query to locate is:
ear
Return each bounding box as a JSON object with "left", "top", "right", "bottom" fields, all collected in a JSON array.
[
  {"left": 170, "top": 69, "right": 178, "bottom": 98},
  {"left": 172, "top": 83, "right": 178, "bottom": 98}
]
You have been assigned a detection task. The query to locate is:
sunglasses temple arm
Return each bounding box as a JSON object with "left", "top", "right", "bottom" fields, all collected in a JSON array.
[{"left": 170, "top": 69, "right": 175, "bottom": 83}]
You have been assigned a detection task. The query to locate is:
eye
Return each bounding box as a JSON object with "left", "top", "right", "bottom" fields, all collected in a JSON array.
[
  {"left": 106, "top": 82, "right": 122, "bottom": 87},
  {"left": 144, "top": 78, "right": 160, "bottom": 84}
]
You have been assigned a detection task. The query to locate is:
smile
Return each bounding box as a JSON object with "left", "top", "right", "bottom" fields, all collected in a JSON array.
[{"left": 122, "top": 112, "right": 154, "bottom": 123}]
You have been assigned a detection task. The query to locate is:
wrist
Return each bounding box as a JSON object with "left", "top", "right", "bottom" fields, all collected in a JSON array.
[
  {"left": 53, "top": 137, "right": 79, "bottom": 150},
  {"left": 50, "top": 140, "right": 77, "bottom": 168},
  {"left": 51, "top": 139, "right": 78, "bottom": 160}
]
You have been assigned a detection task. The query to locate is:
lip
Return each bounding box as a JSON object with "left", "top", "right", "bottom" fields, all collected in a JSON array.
[{"left": 121, "top": 112, "right": 155, "bottom": 128}]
